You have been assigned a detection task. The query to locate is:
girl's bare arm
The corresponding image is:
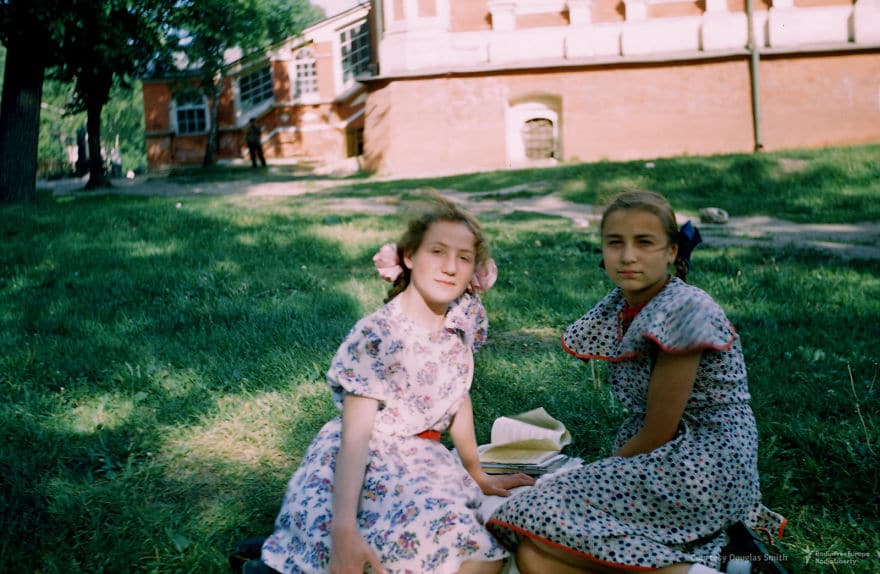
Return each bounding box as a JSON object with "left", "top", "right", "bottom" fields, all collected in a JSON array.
[
  {"left": 614, "top": 350, "right": 702, "bottom": 457},
  {"left": 330, "top": 394, "right": 387, "bottom": 574},
  {"left": 449, "top": 395, "right": 535, "bottom": 495}
]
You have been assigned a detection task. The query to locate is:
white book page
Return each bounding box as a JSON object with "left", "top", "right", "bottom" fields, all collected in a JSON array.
[{"left": 479, "top": 408, "right": 571, "bottom": 464}]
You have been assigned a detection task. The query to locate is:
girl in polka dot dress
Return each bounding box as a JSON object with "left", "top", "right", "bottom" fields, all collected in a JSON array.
[
  {"left": 487, "top": 190, "right": 786, "bottom": 574},
  {"left": 260, "top": 194, "right": 534, "bottom": 574}
]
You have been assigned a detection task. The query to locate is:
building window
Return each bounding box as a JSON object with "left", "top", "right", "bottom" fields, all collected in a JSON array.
[
  {"left": 340, "top": 22, "right": 371, "bottom": 85},
  {"left": 294, "top": 49, "right": 318, "bottom": 99},
  {"left": 522, "top": 118, "right": 555, "bottom": 159},
  {"left": 175, "top": 92, "right": 208, "bottom": 135},
  {"left": 239, "top": 65, "right": 274, "bottom": 112},
  {"left": 506, "top": 97, "right": 560, "bottom": 165}
]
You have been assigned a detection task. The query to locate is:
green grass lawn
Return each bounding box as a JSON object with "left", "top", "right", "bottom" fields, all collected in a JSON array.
[
  {"left": 3, "top": 145, "right": 879, "bottom": 573},
  {"left": 328, "top": 143, "right": 880, "bottom": 224}
]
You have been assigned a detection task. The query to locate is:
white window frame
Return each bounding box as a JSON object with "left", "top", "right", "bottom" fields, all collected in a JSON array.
[
  {"left": 339, "top": 21, "right": 371, "bottom": 88},
  {"left": 238, "top": 65, "right": 275, "bottom": 113},
  {"left": 172, "top": 92, "right": 209, "bottom": 135},
  {"left": 506, "top": 98, "right": 560, "bottom": 166},
  {"left": 293, "top": 48, "right": 319, "bottom": 101}
]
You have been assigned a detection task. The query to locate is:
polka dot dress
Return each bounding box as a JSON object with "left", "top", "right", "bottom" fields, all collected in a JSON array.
[{"left": 487, "top": 278, "right": 786, "bottom": 570}]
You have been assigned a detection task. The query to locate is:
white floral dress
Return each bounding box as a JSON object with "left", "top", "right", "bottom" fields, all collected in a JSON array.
[
  {"left": 262, "top": 293, "right": 508, "bottom": 573},
  {"left": 487, "top": 278, "right": 786, "bottom": 570}
]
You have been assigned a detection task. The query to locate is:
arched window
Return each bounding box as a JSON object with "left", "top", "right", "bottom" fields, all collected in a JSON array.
[
  {"left": 506, "top": 97, "right": 561, "bottom": 166},
  {"left": 294, "top": 48, "right": 318, "bottom": 99}
]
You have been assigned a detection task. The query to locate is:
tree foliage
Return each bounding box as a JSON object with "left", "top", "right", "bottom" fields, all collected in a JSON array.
[
  {"left": 0, "top": 0, "right": 175, "bottom": 199},
  {"left": 0, "top": 0, "right": 323, "bottom": 201},
  {"left": 171, "top": 0, "right": 322, "bottom": 165},
  {"left": 49, "top": 0, "right": 178, "bottom": 189},
  {"left": 37, "top": 78, "right": 147, "bottom": 179},
  {"left": 258, "top": 0, "right": 325, "bottom": 45}
]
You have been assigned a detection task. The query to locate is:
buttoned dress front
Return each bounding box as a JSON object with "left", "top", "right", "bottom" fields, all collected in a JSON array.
[{"left": 262, "top": 293, "right": 508, "bottom": 573}]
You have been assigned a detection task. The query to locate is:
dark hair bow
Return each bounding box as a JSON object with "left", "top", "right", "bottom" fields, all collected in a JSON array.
[{"left": 677, "top": 220, "right": 702, "bottom": 271}]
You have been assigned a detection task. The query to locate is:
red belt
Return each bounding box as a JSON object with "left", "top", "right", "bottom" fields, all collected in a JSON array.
[{"left": 416, "top": 430, "right": 441, "bottom": 441}]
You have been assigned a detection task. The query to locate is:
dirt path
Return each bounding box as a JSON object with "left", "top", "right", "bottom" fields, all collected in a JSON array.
[
  {"left": 47, "top": 174, "right": 880, "bottom": 261},
  {"left": 437, "top": 188, "right": 880, "bottom": 262}
]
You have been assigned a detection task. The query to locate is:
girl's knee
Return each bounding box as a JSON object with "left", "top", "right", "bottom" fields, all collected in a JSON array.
[
  {"left": 516, "top": 538, "right": 614, "bottom": 574},
  {"left": 456, "top": 558, "right": 504, "bottom": 574},
  {"left": 516, "top": 538, "right": 564, "bottom": 573}
]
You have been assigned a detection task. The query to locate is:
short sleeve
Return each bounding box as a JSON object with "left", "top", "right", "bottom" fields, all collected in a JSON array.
[
  {"left": 562, "top": 289, "right": 624, "bottom": 360},
  {"left": 444, "top": 292, "right": 489, "bottom": 352},
  {"left": 562, "top": 279, "right": 737, "bottom": 361},
  {"left": 639, "top": 287, "right": 736, "bottom": 353},
  {"left": 326, "top": 315, "right": 397, "bottom": 407}
]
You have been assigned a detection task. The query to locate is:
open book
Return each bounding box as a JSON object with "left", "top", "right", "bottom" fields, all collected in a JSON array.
[{"left": 478, "top": 408, "right": 571, "bottom": 475}]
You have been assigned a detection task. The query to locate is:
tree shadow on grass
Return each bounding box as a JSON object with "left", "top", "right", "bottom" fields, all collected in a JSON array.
[
  {"left": 0, "top": 194, "right": 384, "bottom": 572},
  {"left": 3, "top": 196, "right": 878, "bottom": 572}
]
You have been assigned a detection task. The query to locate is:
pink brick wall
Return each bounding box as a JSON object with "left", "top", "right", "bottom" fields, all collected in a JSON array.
[
  {"left": 365, "top": 76, "right": 508, "bottom": 175},
  {"left": 363, "top": 52, "right": 880, "bottom": 176},
  {"left": 362, "top": 80, "right": 394, "bottom": 172},
  {"left": 450, "top": 0, "right": 491, "bottom": 32},
  {"left": 760, "top": 52, "right": 880, "bottom": 150}
]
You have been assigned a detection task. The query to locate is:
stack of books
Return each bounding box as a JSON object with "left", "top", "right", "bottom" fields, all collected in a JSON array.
[{"left": 478, "top": 408, "right": 572, "bottom": 476}]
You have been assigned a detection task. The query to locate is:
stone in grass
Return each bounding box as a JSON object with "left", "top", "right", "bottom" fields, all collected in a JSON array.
[{"left": 699, "top": 207, "right": 729, "bottom": 224}]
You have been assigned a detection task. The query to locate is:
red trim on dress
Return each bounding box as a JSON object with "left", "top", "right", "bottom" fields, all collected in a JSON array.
[
  {"left": 643, "top": 331, "right": 737, "bottom": 354},
  {"left": 485, "top": 519, "right": 657, "bottom": 572},
  {"left": 777, "top": 518, "right": 788, "bottom": 540},
  {"left": 560, "top": 335, "right": 640, "bottom": 363},
  {"left": 560, "top": 324, "right": 738, "bottom": 363}
]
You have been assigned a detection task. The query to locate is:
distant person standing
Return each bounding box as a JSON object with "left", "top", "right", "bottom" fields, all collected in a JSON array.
[{"left": 246, "top": 119, "right": 267, "bottom": 168}]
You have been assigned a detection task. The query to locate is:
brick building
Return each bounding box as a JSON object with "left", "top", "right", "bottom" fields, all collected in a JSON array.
[
  {"left": 142, "top": 2, "right": 372, "bottom": 170},
  {"left": 143, "top": 0, "right": 880, "bottom": 176},
  {"left": 362, "top": 0, "right": 880, "bottom": 176}
]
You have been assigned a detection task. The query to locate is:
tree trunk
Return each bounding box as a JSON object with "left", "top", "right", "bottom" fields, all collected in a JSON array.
[
  {"left": 202, "top": 76, "right": 222, "bottom": 167},
  {"left": 84, "top": 74, "right": 113, "bottom": 190},
  {"left": 84, "top": 101, "right": 107, "bottom": 189},
  {"left": 0, "top": 24, "right": 48, "bottom": 202}
]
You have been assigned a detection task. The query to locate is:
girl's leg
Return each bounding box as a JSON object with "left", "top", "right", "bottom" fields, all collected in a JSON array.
[
  {"left": 456, "top": 559, "right": 504, "bottom": 574},
  {"left": 652, "top": 564, "right": 705, "bottom": 574},
  {"left": 516, "top": 538, "right": 606, "bottom": 574},
  {"left": 517, "top": 538, "right": 711, "bottom": 574}
]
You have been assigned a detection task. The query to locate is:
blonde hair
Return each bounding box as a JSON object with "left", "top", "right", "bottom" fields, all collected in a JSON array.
[
  {"left": 385, "top": 193, "right": 489, "bottom": 301},
  {"left": 600, "top": 190, "right": 689, "bottom": 281}
]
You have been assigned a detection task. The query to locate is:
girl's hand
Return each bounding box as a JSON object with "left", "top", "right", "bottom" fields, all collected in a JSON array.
[
  {"left": 474, "top": 470, "right": 535, "bottom": 497},
  {"left": 330, "top": 527, "right": 387, "bottom": 574}
]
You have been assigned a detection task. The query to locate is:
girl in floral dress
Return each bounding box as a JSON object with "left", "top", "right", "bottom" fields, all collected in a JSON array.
[
  {"left": 261, "top": 195, "right": 534, "bottom": 574},
  {"left": 487, "top": 190, "right": 786, "bottom": 574}
]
